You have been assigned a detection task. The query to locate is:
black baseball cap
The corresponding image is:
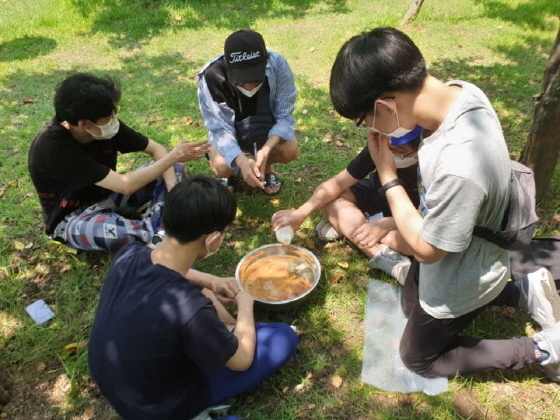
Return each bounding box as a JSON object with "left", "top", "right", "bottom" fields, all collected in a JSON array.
[{"left": 224, "top": 29, "right": 268, "bottom": 85}]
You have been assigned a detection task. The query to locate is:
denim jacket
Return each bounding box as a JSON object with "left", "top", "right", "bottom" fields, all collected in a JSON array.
[{"left": 197, "top": 51, "right": 297, "bottom": 168}]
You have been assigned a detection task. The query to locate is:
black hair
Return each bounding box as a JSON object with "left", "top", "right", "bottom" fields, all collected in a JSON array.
[
  {"left": 329, "top": 27, "right": 427, "bottom": 120},
  {"left": 54, "top": 73, "right": 121, "bottom": 125},
  {"left": 162, "top": 175, "right": 237, "bottom": 244}
]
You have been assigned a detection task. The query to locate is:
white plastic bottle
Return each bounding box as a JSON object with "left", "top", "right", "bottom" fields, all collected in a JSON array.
[{"left": 275, "top": 226, "right": 294, "bottom": 245}]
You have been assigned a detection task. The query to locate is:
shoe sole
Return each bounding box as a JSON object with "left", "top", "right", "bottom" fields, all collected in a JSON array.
[
  {"left": 535, "top": 362, "right": 560, "bottom": 382},
  {"left": 315, "top": 220, "right": 342, "bottom": 241},
  {"left": 533, "top": 268, "right": 560, "bottom": 328}
]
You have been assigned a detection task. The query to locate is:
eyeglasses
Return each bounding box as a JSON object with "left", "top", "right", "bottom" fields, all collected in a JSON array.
[
  {"left": 354, "top": 96, "right": 396, "bottom": 131},
  {"left": 355, "top": 112, "right": 367, "bottom": 129},
  {"left": 392, "top": 149, "right": 418, "bottom": 160}
]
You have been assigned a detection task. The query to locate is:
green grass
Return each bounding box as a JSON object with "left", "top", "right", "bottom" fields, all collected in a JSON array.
[{"left": 1, "top": 0, "right": 559, "bottom": 418}]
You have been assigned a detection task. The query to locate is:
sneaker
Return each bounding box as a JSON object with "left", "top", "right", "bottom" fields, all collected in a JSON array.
[
  {"left": 514, "top": 268, "right": 560, "bottom": 329},
  {"left": 147, "top": 230, "right": 165, "bottom": 249},
  {"left": 315, "top": 220, "right": 342, "bottom": 241},
  {"left": 368, "top": 245, "right": 411, "bottom": 286},
  {"left": 533, "top": 322, "right": 560, "bottom": 381}
]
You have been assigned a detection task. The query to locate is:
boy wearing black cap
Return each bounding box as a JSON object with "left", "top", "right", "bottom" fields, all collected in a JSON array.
[{"left": 197, "top": 29, "right": 298, "bottom": 195}]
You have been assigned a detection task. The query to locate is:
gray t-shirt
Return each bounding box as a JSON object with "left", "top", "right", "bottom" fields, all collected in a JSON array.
[{"left": 418, "top": 80, "right": 511, "bottom": 318}]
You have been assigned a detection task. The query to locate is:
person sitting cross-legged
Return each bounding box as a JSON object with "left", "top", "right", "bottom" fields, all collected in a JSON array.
[
  {"left": 88, "top": 175, "right": 298, "bottom": 419},
  {"left": 28, "top": 72, "right": 210, "bottom": 252}
]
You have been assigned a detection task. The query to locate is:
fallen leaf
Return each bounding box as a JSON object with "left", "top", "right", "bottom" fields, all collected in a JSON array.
[
  {"left": 309, "top": 47, "right": 315, "bottom": 52},
  {"left": 14, "top": 241, "right": 25, "bottom": 251},
  {"left": 59, "top": 263, "right": 72, "bottom": 274},
  {"left": 330, "top": 272, "right": 344, "bottom": 284},
  {"left": 294, "top": 177, "right": 302, "bottom": 183},
  {"left": 22, "top": 98, "right": 35, "bottom": 104},
  {"left": 335, "top": 140, "right": 344, "bottom": 147},
  {"left": 337, "top": 261, "right": 349, "bottom": 269},
  {"left": 37, "top": 361, "right": 46, "bottom": 371},
  {"left": 63, "top": 342, "right": 79, "bottom": 356},
  {"left": 331, "top": 374, "right": 343, "bottom": 388},
  {"left": 282, "top": 386, "right": 289, "bottom": 394},
  {"left": 324, "top": 242, "right": 338, "bottom": 249},
  {"left": 294, "top": 383, "right": 305, "bottom": 392},
  {"left": 307, "top": 404, "right": 316, "bottom": 409}
]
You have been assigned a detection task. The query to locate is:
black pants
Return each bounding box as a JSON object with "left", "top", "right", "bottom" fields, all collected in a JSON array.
[{"left": 400, "top": 260, "right": 536, "bottom": 377}]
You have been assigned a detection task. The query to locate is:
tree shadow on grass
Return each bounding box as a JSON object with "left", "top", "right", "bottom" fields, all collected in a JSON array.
[
  {"left": 474, "top": 0, "right": 560, "bottom": 30},
  {"left": 69, "top": 0, "right": 349, "bottom": 49},
  {"left": 429, "top": 34, "right": 553, "bottom": 154},
  {"left": 0, "top": 36, "right": 57, "bottom": 62}
]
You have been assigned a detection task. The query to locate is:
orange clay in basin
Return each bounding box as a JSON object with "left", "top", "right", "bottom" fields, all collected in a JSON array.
[{"left": 240, "top": 255, "right": 313, "bottom": 302}]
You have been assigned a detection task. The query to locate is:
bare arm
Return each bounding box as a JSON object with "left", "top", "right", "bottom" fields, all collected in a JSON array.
[
  {"left": 271, "top": 169, "right": 358, "bottom": 231},
  {"left": 144, "top": 140, "right": 181, "bottom": 191},
  {"left": 226, "top": 291, "right": 256, "bottom": 371},
  {"left": 186, "top": 268, "right": 238, "bottom": 306},
  {"left": 368, "top": 132, "right": 446, "bottom": 263},
  {"left": 96, "top": 140, "right": 209, "bottom": 195}
]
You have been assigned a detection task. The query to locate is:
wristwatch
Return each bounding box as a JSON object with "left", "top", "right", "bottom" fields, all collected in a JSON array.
[{"left": 378, "top": 178, "right": 402, "bottom": 195}]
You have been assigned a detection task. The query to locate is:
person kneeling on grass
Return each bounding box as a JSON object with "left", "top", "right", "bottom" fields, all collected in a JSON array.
[
  {"left": 197, "top": 29, "right": 298, "bottom": 195},
  {"left": 271, "top": 121, "right": 421, "bottom": 285},
  {"left": 88, "top": 175, "right": 298, "bottom": 420},
  {"left": 329, "top": 26, "right": 560, "bottom": 381}
]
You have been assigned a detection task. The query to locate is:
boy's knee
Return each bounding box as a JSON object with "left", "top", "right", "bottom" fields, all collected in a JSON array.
[{"left": 399, "top": 343, "right": 432, "bottom": 377}]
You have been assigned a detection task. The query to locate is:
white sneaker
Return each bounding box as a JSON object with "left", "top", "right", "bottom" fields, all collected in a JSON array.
[
  {"left": 315, "top": 220, "right": 342, "bottom": 241},
  {"left": 533, "top": 322, "right": 560, "bottom": 381},
  {"left": 147, "top": 230, "right": 165, "bottom": 249},
  {"left": 514, "top": 268, "right": 560, "bottom": 329},
  {"left": 368, "top": 245, "right": 411, "bottom": 286}
]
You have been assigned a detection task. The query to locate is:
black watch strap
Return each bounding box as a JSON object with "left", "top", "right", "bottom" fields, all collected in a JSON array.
[{"left": 378, "top": 178, "right": 402, "bottom": 195}]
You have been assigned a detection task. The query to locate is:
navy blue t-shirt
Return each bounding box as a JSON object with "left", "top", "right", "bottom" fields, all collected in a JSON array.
[{"left": 88, "top": 243, "right": 239, "bottom": 419}]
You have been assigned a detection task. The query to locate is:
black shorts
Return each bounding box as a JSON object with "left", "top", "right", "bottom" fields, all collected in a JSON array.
[{"left": 349, "top": 165, "right": 420, "bottom": 218}]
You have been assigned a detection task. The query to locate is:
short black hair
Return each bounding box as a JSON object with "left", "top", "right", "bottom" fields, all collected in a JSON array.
[
  {"left": 162, "top": 175, "right": 237, "bottom": 244},
  {"left": 54, "top": 73, "right": 121, "bottom": 125},
  {"left": 330, "top": 27, "right": 427, "bottom": 120}
]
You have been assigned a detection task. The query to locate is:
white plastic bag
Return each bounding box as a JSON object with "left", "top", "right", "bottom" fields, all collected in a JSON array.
[{"left": 361, "top": 279, "right": 448, "bottom": 395}]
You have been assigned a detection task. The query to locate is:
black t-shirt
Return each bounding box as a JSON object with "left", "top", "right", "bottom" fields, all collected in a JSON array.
[
  {"left": 203, "top": 58, "right": 271, "bottom": 121},
  {"left": 346, "top": 146, "right": 376, "bottom": 180},
  {"left": 28, "top": 118, "right": 149, "bottom": 234},
  {"left": 88, "top": 243, "right": 239, "bottom": 419}
]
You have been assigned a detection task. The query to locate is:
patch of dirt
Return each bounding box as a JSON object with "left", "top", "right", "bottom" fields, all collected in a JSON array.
[{"left": 1, "top": 367, "right": 116, "bottom": 420}]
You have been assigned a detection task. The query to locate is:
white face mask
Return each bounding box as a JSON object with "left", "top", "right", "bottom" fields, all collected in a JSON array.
[
  {"left": 370, "top": 99, "right": 413, "bottom": 138},
  {"left": 236, "top": 83, "right": 262, "bottom": 98},
  {"left": 86, "top": 116, "right": 120, "bottom": 140},
  {"left": 201, "top": 233, "right": 224, "bottom": 260},
  {"left": 393, "top": 154, "right": 418, "bottom": 168}
]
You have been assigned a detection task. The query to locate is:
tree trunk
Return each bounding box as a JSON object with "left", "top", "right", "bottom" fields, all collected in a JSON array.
[
  {"left": 400, "top": 0, "right": 425, "bottom": 25},
  {"left": 520, "top": 25, "right": 560, "bottom": 203}
]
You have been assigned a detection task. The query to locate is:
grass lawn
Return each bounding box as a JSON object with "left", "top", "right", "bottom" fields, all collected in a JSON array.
[{"left": 1, "top": 0, "right": 559, "bottom": 418}]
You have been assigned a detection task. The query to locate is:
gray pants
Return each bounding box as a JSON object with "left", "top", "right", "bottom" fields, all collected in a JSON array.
[{"left": 400, "top": 260, "right": 536, "bottom": 377}]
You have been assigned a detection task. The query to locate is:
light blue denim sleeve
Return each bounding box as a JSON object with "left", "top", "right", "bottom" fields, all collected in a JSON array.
[
  {"left": 267, "top": 52, "right": 297, "bottom": 141},
  {"left": 197, "top": 57, "right": 243, "bottom": 168}
]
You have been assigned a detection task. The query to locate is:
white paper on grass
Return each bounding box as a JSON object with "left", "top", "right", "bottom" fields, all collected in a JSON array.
[
  {"left": 25, "top": 299, "right": 55, "bottom": 325},
  {"left": 361, "top": 279, "right": 448, "bottom": 395}
]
